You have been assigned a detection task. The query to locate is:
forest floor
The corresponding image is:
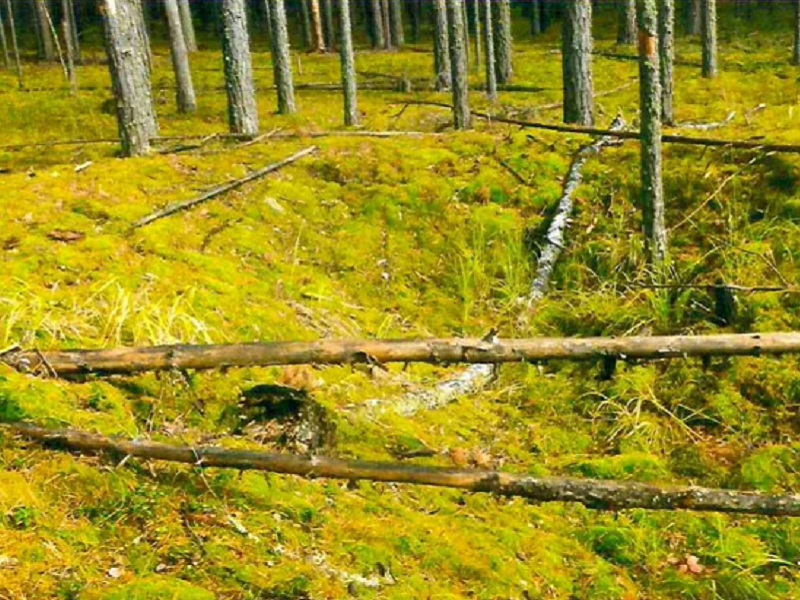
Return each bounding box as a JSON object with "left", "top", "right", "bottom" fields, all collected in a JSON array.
[{"left": 4, "top": 12, "right": 800, "bottom": 600}]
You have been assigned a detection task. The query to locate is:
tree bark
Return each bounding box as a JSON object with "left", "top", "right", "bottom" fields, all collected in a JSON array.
[
  {"left": 176, "top": 0, "right": 196, "bottom": 51},
  {"left": 163, "top": 0, "right": 196, "bottom": 113},
  {"left": 339, "top": 0, "right": 358, "bottom": 125},
  {"left": 481, "top": 0, "right": 496, "bottom": 101},
  {"left": 794, "top": 0, "right": 800, "bottom": 66},
  {"left": 268, "top": 0, "right": 296, "bottom": 114},
  {"left": 130, "top": 0, "right": 152, "bottom": 71},
  {"left": 63, "top": 0, "right": 80, "bottom": 64},
  {"left": 33, "top": 0, "right": 56, "bottom": 61},
  {"left": 562, "top": 0, "right": 594, "bottom": 125},
  {"left": 492, "top": 0, "right": 512, "bottom": 84},
  {"left": 471, "top": 0, "right": 480, "bottom": 70},
  {"left": 688, "top": 0, "right": 701, "bottom": 35},
  {"left": 637, "top": 0, "right": 667, "bottom": 266},
  {"left": 101, "top": 0, "right": 158, "bottom": 157},
  {"left": 380, "top": 0, "right": 391, "bottom": 48},
  {"left": 310, "top": 0, "right": 326, "bottom": 51},
  {"left": 0, "top": 2, "right": 8, "bottom": 68},
  {"left": 617, "top": 0, "right": 635, "bottom": 44},
  {"left": 369, "top": 0, "right": 384, "bottom": 48},
  {"left": 321, "top": 0, "right": 335, "bottom": 50},
  {"left": 433, "top": 0, "right": 451, "bottom": 90},
  {"left": 659, "top": 0, "right": 675, "bottom": 125},
  {"left": 701, "top": 0, "right": 717, "bottom": 78},
  {"left": 389, "top": 0, "right": 403, "bottom": 47},
  {"left": 299, "top": 0, "right": 313, "bottom": 49},
  {"left": 221, "top": 0, "right": 259, "bottom": 136},
  {"left": 4, "top": 0, "right": 21, "bottom": 87},
  {"left": 61, "top": 0, "right": 77, "bottom": 93},
  {"left": 10, "top": 332, "right": 800, "bottom": 377},
  {"left": 446, "top": 0, "right": 470, "bottom": 130}
]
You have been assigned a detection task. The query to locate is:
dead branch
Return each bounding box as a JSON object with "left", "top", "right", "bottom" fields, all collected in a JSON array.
[
  {"left": 6, "top": 423, "right": 800, "bottom": 516},
  {"left": 131, "top": 146, "right": 318, "bottom": 228}
]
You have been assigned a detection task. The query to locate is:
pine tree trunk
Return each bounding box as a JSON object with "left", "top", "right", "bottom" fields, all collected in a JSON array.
[
  {"left": 34, "top": 0, "right": 56, "bottom": 61},
  {"left": 659, "top": 0, "right": 674, "bottom": 124},
  {"left": 636, "top": 0, "right": 667, "bottom": 267},
  {"left": 380, "top": 0, "right": 391, "bottom": 48},
  {"left": 299, "top": 0, "right": 313, "bottom": 49},
  {"left": 701, "top": 0, "right": 717, "bottom": 78},
  {"left": 530, "top": 0, "right": 541, "bottom": 36},
  {"left": 268, "top": 0, "right": 296, "bottom": 114},
  {"left": 163, "top": 0, "right": 196, "bottom": 112},
  {"left": 409, "top": 0, "right": 420, "bottom": 42},
  {"left": 221, "top": 0, "right": 259, "bottom": 136},
  {"left": 4, "top": 0, "right": 21, "bottom": 87},
  {"left": 176, "top": 0, "right": 197, "bottom": 51},
  {"left": 562, "top": 0, "right": 594, "bottom": 125},
  {"left": 794, "top": 0, "right": 800, "bottom": 66},
  {"left": 61, "top": 0, "right": 76, "bottom": 93},
  {"left": 446, "top": 0, "right": 470, "bottom": 129},
  {"left": 617, "top": 0, "right": 635, "bottom": 44},
  {"left": 310, "top": 0, "right": 326, "bottom": 51},
  {"left": 493, "top": 0, "right": 512, "bottom": 84},
  {"left": 433, "top": 0, "right": 451, "bottom": 90},
  {"left": 131, "top": 0, "right": 152, "bottom": 71},
  {"left": 471, "top": 0, "right": 480, "bottom": 70},
  {"left": 339, "top": 0, "right": 358, "bottom": 125},
  {"left": 64, "top": 0, "right": 80, "bottom": 63},
  {"left": 0, "top": 3, "right": 9, "bottom": 68},
  {"left": 389, "top": 0, "right": 403, "bottom": 47},
  {"left": 482, "top": 0, "right": 496, "bottom": 100},
  {"left": 101, "top": 0, "right": 158, "bottom": 157},
  {"left": 322, "top": 0, "right": 335, "bottom": 50},
  {"left": 688, "top": 0, "right": 701, "bottom": 35},
  {"left": 461, "top": 0, "right": 469, "bottom": 66},
  {"left": 369, "top": 0, "right": 384, "bottom": 47}
]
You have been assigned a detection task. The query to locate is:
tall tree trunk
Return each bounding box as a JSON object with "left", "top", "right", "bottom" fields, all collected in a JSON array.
[
  {"left": 131, "top": 0, "right": 152, "bottom": 71},
  {"left": 433, "top": 0, "right": 451, "bottom": 90},
  {"left": 176, "top": 0, "right": 197, "bottom": 51},
  {"left": 61, "top": 0, "right": 76, "bottom": 93},
  {"left": 471, "top": 0, "right": 480, "bottom": 70},
  {"left": 268, "top": 0, "right": 296, "bottom": 114},
  {"left": 0, "top": 3, "right": 9, "bottom": 68},
  {"left": 701, "top": 0, "right": 717, "bottom": 77},
  {"left": 164, "top": 0, "right": 196, "bottom": 112},
  {"left": 339, "top": 0, "right": 358, "bottom": 125},
  {"left": 482, "top": 0, "right": 496, "bottom": 100},
  {"left": 794, "top": 0, "right": 800, "bottom": 66},
  {"left": 101, "top": 0, "right": 158, "bottom": 157},
  {"left": 221, "top": 0, "right": 259, "bottom": 135},
  {"left": 322, "top": 0, "right": 335, "bottom": 50},
  {"left": 409, "top": 0, "right": 420, "bottom": 42},
  {"left": 310, "top": 0, "right": 326, "bottom": 51},
  {"left": 33, "top": 0, "right": 56, "bottom": 61},
  {"left": 659, "top": 0, "right": 674, "bottom": 124},
  {"left": 64, "top": 0, "right": 80, "bottom": 63},
  {"left": 461, "top": 0, "right": 469, "bottom": 66},
  {"left": 4, "top": 0, "right": 21, "bottom": 87},
  {"left": 369, "top": 0, "right": 384, "bottom": 47},
  {"left": 446, "top": 0, "right": 470, "bottom": 129},
  {"left": 562, "top": 0, "right": 594, "bottom": 125},
  {"left": 617, "top": 0, "right": 635, "bottom": 44},
  {"left": 389, "top": 0, "right": 403, "bottom": 47},
  {"left": 636, "top": 0, "right": 667, "bottom": 267},
  {"left": 380, "top": 0, "right": 391, "bottom": 48},
  {"left": 530, "top": 0, "right": 541, "bottom": 36},
  {"left": 688, "top": 0, "right": 701, "bottom": 35},
  {"left": 299, "top": 0, "right": 313, "bottom": 49},
  {"left": 492, "top": 0, "right": 512, "bottom": 83}
]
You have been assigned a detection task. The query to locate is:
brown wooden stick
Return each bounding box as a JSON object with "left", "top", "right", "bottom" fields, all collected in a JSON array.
[
  {"left": 5, "top": 332, "right": 800, "bottom": 377},
  {"left": 403, "top": 101, "right": 800, "bottom": 154},
  {"left": 131, "top": 146, "right": 318, "bottom": 228},
  {"left": 6, "top": 423, "right": 800, "bottom": 516}
]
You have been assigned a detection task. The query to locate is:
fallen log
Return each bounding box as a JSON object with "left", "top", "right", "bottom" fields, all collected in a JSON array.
[
  {"left": 6, "top": 423, "right": 800, "bottom": 516},
  {"left": 5, "top": 332, "right": 800, "bottom": 377},
  {"left": 131, "top": 146, "right": 318, "bottom": 228},
  {"left": 402, "top": 101, "right": 800, "bottom": 154}
]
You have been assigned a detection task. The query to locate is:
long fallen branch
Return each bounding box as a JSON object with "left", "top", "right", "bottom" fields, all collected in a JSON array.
[
  {"left": 5, "top": 332, "right": 800, "bottom": 377},
  {"left": 131, "top": 146, "right": 318, "bottom": 228},
  {"left": 403, "top": 101, "right": 800, "bottom": 154},
  {"left": 6, "top": 423, "right": 800, "bottom": 516}
]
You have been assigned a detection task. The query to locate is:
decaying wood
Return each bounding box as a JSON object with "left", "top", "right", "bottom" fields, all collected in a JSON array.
[
  {"left": 6, "top": 332, "right": 800, "bottom": 377},
  {"left": 6, "top": 423, "right": 800, "bottom": 517},
  {"left": 131, "top": 146, "right": 317, "bottom": 228}
]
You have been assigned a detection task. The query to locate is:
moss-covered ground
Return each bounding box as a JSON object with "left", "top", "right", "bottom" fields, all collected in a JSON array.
[{"left": 4, "top": 6, "right": 800, "bottom": 599}]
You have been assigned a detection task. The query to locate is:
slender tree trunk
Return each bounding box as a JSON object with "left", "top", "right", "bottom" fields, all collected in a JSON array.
[
  {"left": 617, "top": 0, "right": 635, "bottom": 44},
  {"left": 61, "top": 0, "right": 76, "bottom": 93},
  {"left": 369, "top": 0, "right": 384, "bottom": 47},
  {"left": 659, "top": 0, "right": 674, "bottom": 124},
  {"left": 688, "top": 0, "right": 700, "bottom": 35},
  {"left": 461, "top": 0, "right": 469, "bottom": 66},
  {"left": 389, "top": 0, "right": 403, "bottom": 47},
  {"left": 262, "top": 0, "right": 272, "bottom": 44},
  {"left": 482, "top": 0, "right": 496, "bottom": 101},
  {"left": 268, "top": 0, "right": 296, "bottom": 114},
  {"left": 339, "top": 0, "right": 358, "bottom": 125},
  {"left": 471, "top": 0, "right": 480, "bottom": 70},
  {"left": 299, "top": 0, "right": 313, "bottom": 49},
  {"left": 380, "top": 0, "right": 391, "bottom": 48},
  {"left": 310, "top": 0, "right": 326, "bottom": 51},
  {"left": 530, "top": 0, "right": 541, "bottom": 36},
  {"left": 64, "top": 0, "right": 80, "bottom": 63},
  {"left": 176, "top": 0, "right": 197, "bottom": 51},
  {"left": 701, "top": 0, "right": 717, "bottom": 78},
  {"left": 163, "top": 0, "right": 196, "bottom": 112},
  {"left": 794, "top": 0, "right": 800, "bottom": 66},
  {"left": 493, "top": 0, "right": 512, "bottom": 84},
  {"left": 409, "top": 0, "right": 420, "bottom": 42},
  {"left": 562, "top": 0, "right": 594, "bottom": 125},
  {"left": 4, "top": 0, "right": 21, "bottom": 87},
  {"left": 446, "top": 0, "right": 470, "bottom": 129},
  {"left": 0, "top": 3, "right": 9, "bottom": 68},
  {"left": 101, "top": 0, "right": 158, "bottom": 157},
  {"left": 34, "top": 0, "right": 56, "bottom": 61},
  {"left": 322, "top": 0, "right": 335, "bottom": 50},
  {"left": 433, "top": 0, "right": 451, "bottom": 90},
  {"left": 221, "top": 0, "right": 259, "bottom": 136},
  {"left": 636, "top": 0, "right": 667, "bottom": 267}
]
